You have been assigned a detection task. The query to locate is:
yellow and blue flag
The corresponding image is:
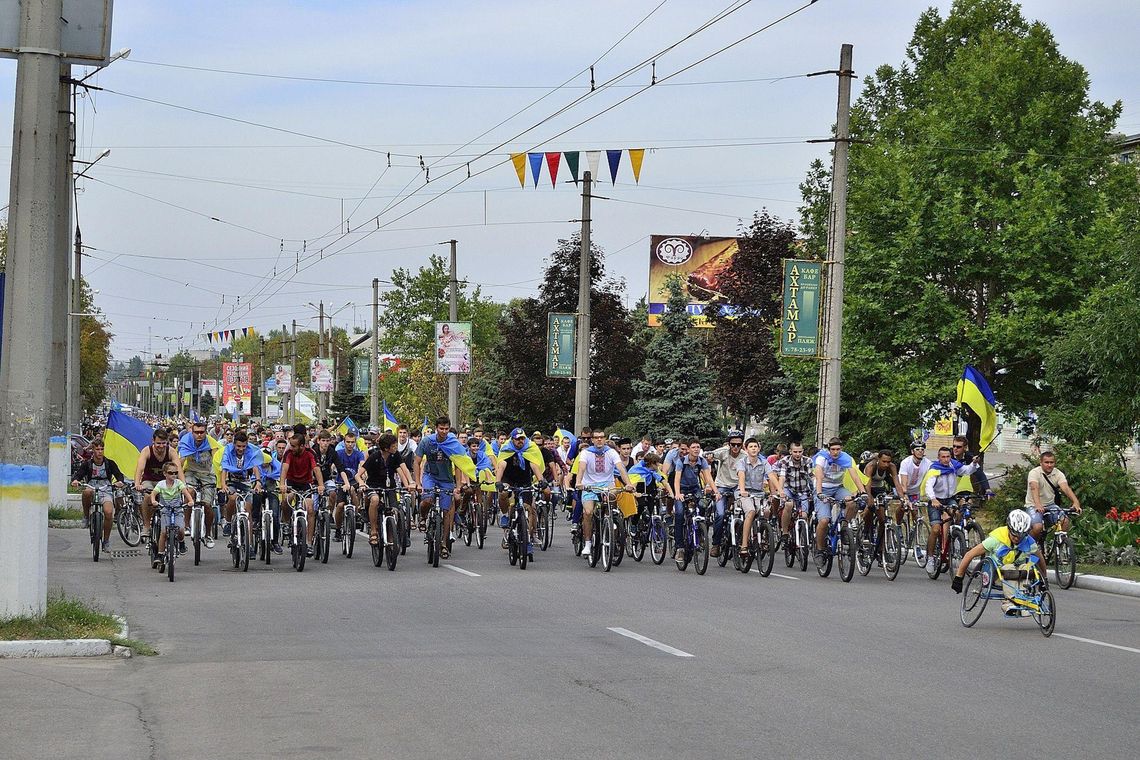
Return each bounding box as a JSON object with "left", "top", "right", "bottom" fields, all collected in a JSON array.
[
  {"left": 432, "top": 432, "right": 477, "bottom": 479},
  {"left": 421, "top": 415, "right": 432, "bottom": 436},
  {"left": 382, "top": 401, "right": 399, "bottom": 434},
  {"left": 498, "top": 437, "right": 545, "bottom": 471},
  {"left": 554, "top": 428, "right": 578, "bottom": 459},
  {"left": 104, "top": 410, "right": 154, "bottom": 476},
  {"left": 956, "top": 365, "right": 997, "bottom": 451},
  {"left": 336, "top": 417, "right": 358, "bottom": 437}
]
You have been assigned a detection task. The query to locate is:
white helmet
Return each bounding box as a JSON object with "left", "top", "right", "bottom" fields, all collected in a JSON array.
[{"left": 1007, "top": 510, "right": 1032, "bottom": 542}]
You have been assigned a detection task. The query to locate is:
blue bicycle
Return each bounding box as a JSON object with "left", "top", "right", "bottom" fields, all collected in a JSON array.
[
  {"left": 960, "top": 556, "right": 1056, "bottom": 637},
  {"left": 675, "top": 492, "right": 710, "bottom": 574},
  {"left": 813, "top": 495, "right": 858, "bottom": 582}
]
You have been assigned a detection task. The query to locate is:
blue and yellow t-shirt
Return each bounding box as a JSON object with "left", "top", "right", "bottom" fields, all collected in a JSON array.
[{"left": 981, "top": 526, "right": 1039, "bottom": 566}]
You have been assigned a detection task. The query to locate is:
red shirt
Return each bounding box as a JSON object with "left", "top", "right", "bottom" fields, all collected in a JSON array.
[{"left": 283, "top": 447, "right": 318, "bottom": 486}]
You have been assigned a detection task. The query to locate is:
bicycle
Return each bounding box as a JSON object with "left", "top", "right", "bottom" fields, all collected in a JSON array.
[
  {"left": 284, "top": 487, "right": 312, "bottom": 572},
  {"left": 781, "top": 494, "right": 813, "bottom": 573},
  {"left": 853, "top": 493, "right": 901, "bottom": 581},
  {"left": 253, "top": 484, "right": 278, "bottom": 566},
  {"left": 84, "top": 482, "right": 119, "bottom": 562},
  {"left": 227, "top": 480, "right": 256, "bottom": 572},
  {"left": 422, "top": 487, "right": 446, "bottom": 568},
  {"left": 313, "top": 485, "right": 332, "bottom": 564},
  {"left": 116, "top": 481, "right": 145, "bottom": 547},
  {"left": 535, "top": 487, "right": 555, "bottom": 552},
  {"left": 960, "top": 556, "right": 1056, "bottom": 637},
  {"left": 189, "top": 490, "right": 209, "bottom": 567},
  {"left": 578, "top": 486, "right": 623, "bottom": 572},
  {"left": 742, "top": 494, "right": 778, "bottom": 577},
  {"left": 501, "top": 485, "right": 533, "bottom": 570},
  {"left": 1041, "top": 507, "right": 1079, "bottom": 589},
  {"left": 365, "top": 488, "right": 402, "bottom": 571},
  {"left": 339, "top": 485, "right": 357, "bottom": 559},
  {"left": 813, "top": 495, "right": 857, "bottom": 582},
  {"left": 624, "top": 491, "right": 657, "bottom": 563},
  {"left": 648, "top": 492, "right": 670, "bottom": 566},
  {"left": 919, "top": 496, "right": 977, "bottom": 580},
  {"left": 674, "top": 492, "right": 710, "bottom": 575},
  {"left": 893, "top": 496, "right": 924, "bottom": 567},
  {"left": 713, "top": 490, "right": 737, "bottom": 569},
  {"left": 155, "top": 495, "right": 182, "bottom": 582}
]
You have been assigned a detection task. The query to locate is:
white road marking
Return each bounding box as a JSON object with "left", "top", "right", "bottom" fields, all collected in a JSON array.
[
  {"left": 749, "top": 566, "right": 799, "bottom": 580},
  {"left": 607, "top": 627, "right": 694, "bottom": 658},
  {"left": 1054, "top": 633, "right": 1140, "bottom": 655},
  {"left": 443, "top": 564, "right": 480, "bottom": 577}
]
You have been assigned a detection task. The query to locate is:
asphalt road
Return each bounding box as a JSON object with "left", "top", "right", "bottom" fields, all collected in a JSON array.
[{"left": 2, "top": 523, "right": 1138, "bottom": 760}]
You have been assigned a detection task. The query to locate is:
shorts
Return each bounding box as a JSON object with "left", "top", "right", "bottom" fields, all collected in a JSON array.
[
  {"left": 184, "top": 473, "right": 216, "bottom": 506},
  {"left": 814, "top": 485, "right": 852, "bottom": 521},
  {"left": 928, "top": 499, "right": 957, "bottom": 526},
  {"left": 783, "top": 489, "right": 813, "bottom": 515},
  {"left": 157, "top": 504, "right": 186, "bottom": 530},
  {"left": 421, "top": 473, "right": 455, "bottom": 511},
  {"left": 737, "top": 493, "right": 765, "bottom": 514},
  {"left": 1027, "top": 505, "right": 1064, "bottom": 530},
  {"left": 581, "top": 490, "right": 603, "bottom": 504}
]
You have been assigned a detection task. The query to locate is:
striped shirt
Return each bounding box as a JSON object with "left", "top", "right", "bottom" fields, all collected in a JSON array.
[{"left": 776, "top": 454, "right": 814, "bottom": 495}]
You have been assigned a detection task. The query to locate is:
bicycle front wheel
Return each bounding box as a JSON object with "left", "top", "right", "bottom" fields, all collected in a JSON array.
[
  {"left": 961, "top": 557, "right": 995, "bottom": 628},
  {"left": 91, "top": 511, "right": 103, "bottom": 562},
  {"left": 385, "top": 515, "right": 399, "bottom": 571},
  {"left": 166, "top": 529, "right": 176, "bottom": 582},
  {"left": 650, "top": 518, "right": 667, "bottom": 565},
  {"left": 599, "top": 509, "right": 612, "bottom": 572},
  {"left": 118, "top": 505, "right": 142, "bottom": 547},
  {"left": 757, "top": 520, "right": 776, "bottom": 578},
  {"left": 1055, "top": 534, "right": 1076, "bottom": 589},
  {"left": 1033, "top": 590, "right": 1056, "bottom": 637},
  {"left": 693, "top": 522, "right": 709, "bottom": 575},
  {"left": 883, "top": 524, "right": 900, "bottom": 581},
  {"left": 838, "top": 526, "right": 855, "bottom": 583}
]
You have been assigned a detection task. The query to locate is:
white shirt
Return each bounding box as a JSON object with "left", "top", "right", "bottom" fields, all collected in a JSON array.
[
  {"left": 898, "top": 455, "right": 932, "bottom": 497},
  {"left": 576, "top": 447, "right": 624, "bottom": 488}
]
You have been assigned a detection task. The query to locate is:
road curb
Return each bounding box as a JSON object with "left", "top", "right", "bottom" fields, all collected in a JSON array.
[
  {"left": 0, "top": 614, "right": 131, "bottom": 659},
  {"left": 1074, "top": 573, "right": 1140, "bottom": 598},
  {"left": 48, "top": 519, "right": 84, "bottom": 529}
]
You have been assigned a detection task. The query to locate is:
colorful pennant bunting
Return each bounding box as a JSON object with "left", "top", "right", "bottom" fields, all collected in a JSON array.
[
  {"left": 606, "top": 149, "right": 622, "bottom": 185},
  {"left": 528, "top": 152, "right": 543, "bottom": 188},
  {"left": 629, "top": 148, "right": 645, "bottom": 183},
  {"left": 544, "top": 152, "right": 561, "bottom": 188},
  {"left": 511, "top": 153, "right": 526, "bottom": 187},
  {"left": 512, "top": 149, "right": 647, "bottom": 188}
]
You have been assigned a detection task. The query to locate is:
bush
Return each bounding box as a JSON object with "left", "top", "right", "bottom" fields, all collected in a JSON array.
[{"left": 989, "top": 443, "right": 1138, "bottom": 517}]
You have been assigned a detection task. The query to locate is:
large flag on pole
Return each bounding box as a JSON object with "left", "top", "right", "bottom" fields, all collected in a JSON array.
[
  {"left": 382, "top": 401, "right": 399, "bottom": 433},
  {"left": 104, "top": 410, "right": 154, "bottom": 476},
  {"left": 956, "top": 365, "right": 998, "bottom": 452}
]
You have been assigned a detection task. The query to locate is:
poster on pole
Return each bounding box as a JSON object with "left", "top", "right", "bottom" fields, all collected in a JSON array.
[
  {"left": 546, "top": 313, "right": 576, "bottom": 378},
  {"left": 310, "top": 358, "right": 335, "bottom": 393},
  {"left": 221, "top": 362, "right": 252, "bottom": 414},
  {"left": 647, "top": 235, "right": 741, "bottom": 327},
  {"left": 274, "top": 364, "right": 292, "bottom": 394},
  {"left": 199, "top": 379, "right": 219, "bottom": 402},
  {"left": 434, "top": 321, "right": 472, "bottom": 374},
  {"left": 352, "top": 356, "right": 371, "bottom": 395},
  {"left": 779, "top": 259, "right": 822, "bottom": 357}
]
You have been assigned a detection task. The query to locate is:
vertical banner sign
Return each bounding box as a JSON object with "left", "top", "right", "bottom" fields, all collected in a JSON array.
[
  {"left": 647, "top": 235, "right": 741, "bottom": 327},
  {"left": 199, "top": 379, "right": 219, "bottom": 401},
  {"left": 274, "top": 365, "right": 292, "bottom": 394},
  {"left": 221, "top": 362, "right": 253, "bottom": 413},
  {"left": 780, "top": 259, "right": 822, "bottom": 357},
  {"left": 310, "top": 358, "right": 335, "bottom": 393},
  {"left": 434, "top": 321, "right": 472, "bottom": 374},
  {"left": 352, "top": 356, "right": 371, "bottom": 395},
  {"left": 546, "top": 313, "right": 576, "bottom": 378}
]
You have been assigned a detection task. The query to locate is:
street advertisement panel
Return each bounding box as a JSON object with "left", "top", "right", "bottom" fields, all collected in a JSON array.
[
  {"left": 648, "top": 235, "right": 740, "bottom": 327},
  {"left": 352, "top": 356, "right": 371, "bottom": 395},
  {"left": 199, "top": 379, "right": 218, "bottom": 401},
  {"left": 274, "top": 364, "right": 292, "bottom": 394},
  {"left": 779, "top": 259, "right": 822, "bottom": 357},
  {"left": 310, "top": 358, "right": 335, "bottom": 393},
  {"left": 546, "top": 313, "right": 576, "bottom": 378},
  {"left": 221, "top": 362, "right": 252, "bottom": 414},
  {"left": 434, "top": 321, "right": 472, "bottom": 374}
]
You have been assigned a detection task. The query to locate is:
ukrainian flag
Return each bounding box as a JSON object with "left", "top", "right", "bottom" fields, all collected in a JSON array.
[
  {"left": 554, "top": 428, "right": 578, "bottom": 459},
  {"left": 433, "top": 433, "right": 477, "bottom": 479},
  {"left": 481, "top": 438, "right": 497, "bottom": 464},
  {"left": 498, "top": 437, "right": 546, "bottom": 471},
  {"left": 421, "top": 415, "right": 432, "bottom": 437},
  {"left": 956, "top": 365, "right": 997, "bottom": 451},
  {"left": 382, "top": 401, "right": 399, "bottom": 434},
  {"left": 104, "top": 410, "right": 154, "bottom": 476},
  {"left": 335, "top": 417, "right": 358, "bottom": 437}
]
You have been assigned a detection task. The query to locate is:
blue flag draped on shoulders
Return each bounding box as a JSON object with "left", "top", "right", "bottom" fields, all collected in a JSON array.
[
  {"left": 104, "top": 410, "right": 154, "bottom": 476},
  {"left": 956, "top": 365, "right": 997, "bottom": 452}
]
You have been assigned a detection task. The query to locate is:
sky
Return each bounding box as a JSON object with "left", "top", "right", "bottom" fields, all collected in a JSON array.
[{"left": 1, "top": 0, "right": 1136, "bottom": 360}]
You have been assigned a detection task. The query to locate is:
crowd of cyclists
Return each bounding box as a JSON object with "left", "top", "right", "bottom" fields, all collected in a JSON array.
[{"left": 71, "top": 412, "right": 1081, "bottom": 607}]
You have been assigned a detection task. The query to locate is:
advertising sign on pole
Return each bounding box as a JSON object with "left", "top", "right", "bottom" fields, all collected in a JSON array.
[
  {"left": 352, "top": 356, "right": 371, "bottom": 395},
  {"left": 546, "top": 313, "right": 576, "bottom": 378},
  {"left": 434, "top": 321, "right": 472, "bottom": 374},
  {"left": 647, "top": 235, "right": 740, "bottom": 327},
  {"left": 221, "top": 362, "right": 252, "bottom": 413},
  {"left": 274, "top": 364, "right": 292, "bottom": 394},
  {"left": 779, "top": 259, "right": 822, "bottom": 357},
  {"left": 199, "top": 379, "right": 219, "bottom": 401},
  {"left": 310, "top": 358, "right": 335, "bottom": 393}
]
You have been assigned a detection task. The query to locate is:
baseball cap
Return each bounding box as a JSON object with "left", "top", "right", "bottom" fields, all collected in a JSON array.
[{"left": 510, "top": 427, "right": 526, "bottom": 439}]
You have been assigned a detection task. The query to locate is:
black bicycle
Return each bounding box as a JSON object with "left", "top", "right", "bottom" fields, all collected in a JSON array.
[
  {"left": 313, "top": 485, "right": 333, "bottom": 564},
  {"left": 84, "top": 482, "right": 120, "bottom": 562},
  {"left": 155, "top": 495, "right": 182, "bottom": 582},
  {"left": 501, "top": 485, "right": 533, "bottom": 570},
  {"left": 117, "top": 481, "right": 146, "bottom": 547},
  {"left": 365, "top": 487, "right": 402, "bottom": 571},
  {"left": 423, "top": 487, "right": 445, "bottom": 568},
  {"left": 1042, "top": 507, "right": 1079, "bottom": 589}
]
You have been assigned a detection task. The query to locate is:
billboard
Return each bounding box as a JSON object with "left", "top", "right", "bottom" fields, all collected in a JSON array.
[
  {"left": 647, "top": 235, "right": 740, "bottom": 327},
  {"left": 310, "top": 358, "right": 335, "bottom": 393},
  {"left": 779, "top": 259, "right": 822, "bottom": 357},
  {"left": 274, "top": 364, "right": 292, "bottom": 394},
  {"left": 435, "top": 321, "right": 472, "bottom": 374},
  {"left": 546, "top": 313, "right": 576, "bottom": 378},
  {"left": 199, "top": 379, "right": 219, "bottom": 401},
  {"left": 221, "top": 362, "right": 252, "bottom": 414},
  {"left": 352, "top": 356, "right": 371, "bottom": 395}
]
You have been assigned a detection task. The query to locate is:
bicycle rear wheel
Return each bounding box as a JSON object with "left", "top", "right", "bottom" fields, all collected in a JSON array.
[
  {"left": 1054, "top": 534, "right": 1076, "bottom": 589},
  {"left": 949, "top": 532, "right": 966, "bottom": 577},
  {"left": 855, "top": 523, "right": 872, "bottom": 577},
  {"left": 960, "top": 557, "right": 995, "bottom": 627},
  {"left": 543, "top": 502, "right": 555, "bottom": 550},
  {"left": 967, "top": 521, "right": 985, "bottom": 549},
  {"left": 610, "top": 513, "right": 624, "bottom": 568}
]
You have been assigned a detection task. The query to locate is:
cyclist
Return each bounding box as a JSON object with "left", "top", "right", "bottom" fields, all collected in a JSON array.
[
  {"left": 395, "top": 424, "right": 416, "bottom": 473},
  {"left": 671, "top": 436, "right": 716, "bottom": 563},
  {"left": 774, "top": 441, "right": 813, "bottom": 542},
  {"left": 177, "top": 421, "right": 217, "bottom": 549},
  {"left": 735, "top": 437, "right": 780, "bottom": 558},
  {"left": 1024, "top": 450, "right": 1082, "bottom": 541},
  {"left": 861, "top": 449, "right": 900, "bottom": 552},
  {"left": 152, "top": 462, "right": 192, "bottom": 572},
  {"left": 220, "top": 430, "right": 265, "bottom": 547},
  {"left": 334, "top": 431, "right": 366, "bottom": 542},
  {"left": 951, "top": 435, "right": 991, "bottom": 494},
  {"left": 923, "top": 446, "right": 981, "bottom": 573},
  {"left": 133, "top": 428, "right": 184, "bottom": 546},
  {"left": 464, "top": 436, "right": 498, "bottom": 536},
  {"left": 494, "top": 429, "right": 548, "bottom": 559},
  {"left": 573, "top": 428, "right": 634, "bottom": 559},
  {"left": 357, "top": 432, "right": 414, "bottom": 547},
  {"left": 812, "top": 437, "right": 870, "bottom": 563},
  {"left": 312, "top": 430, "right": 342, "bottom": 539},
  {"left": 280, "top": 430, "right": 324, "bottom": 557},
  {"left": 71, "top": 439, "right": 124, "bottom": 553},
  {"left": 952, "top": 509, "right": 1047, "bottom": 615},
  {"left": 710, "top": 430, "right": 747, "bottom": 558},
  {"left": 628, "top": 451, "right": 674, "bottom": 532},
  {"left": 897, "top": 440, "right": 931, "bottom": 505},
  {"left": 414, "top": 415, "right": 469, "bottom": 561}
]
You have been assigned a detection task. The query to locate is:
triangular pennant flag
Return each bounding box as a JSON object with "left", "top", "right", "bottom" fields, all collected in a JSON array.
[
  {"left": 564, "top": 151, "right": 580, "bottom": 184},
  {"left": 527, "top": 152, "right": 543, "bottom": 188},
  {"left": 545, "top": 152, "right": 561, "bottom": 188},
  {"left": 207, "top": 333, "right": 213, "bottom": 344},
  {"left": 510, "top": 153, "right": 526, "bottom": 187},
  {"left": 606, "top": 149, "right": 622, "bottom": 185},
  {"left": 628, "top": 148, "right": 645, "bottom": 183},
  {"left": 585, "top": 151, "right": 601, "bottom": 180},
  {"left": 242, "top": 327, "right": 249, "bottom": 337}
]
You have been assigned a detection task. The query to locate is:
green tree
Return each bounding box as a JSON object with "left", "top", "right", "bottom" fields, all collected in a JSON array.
[
  {"left": 630, "top": 276, "right": 720, "bottom": 439},
  {"left": 78, "top": 281, "right": 111, "bottom": 414},
  {"left": 794, "top": 0, "right": 1129, "bottom": 450},
  {"left": 200, "top": 390, "right": 216, "bottom": 417}
]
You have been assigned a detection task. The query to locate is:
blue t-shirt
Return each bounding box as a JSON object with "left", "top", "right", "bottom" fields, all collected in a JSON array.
[
  {"left": 416, "top": 435, "right": 455, "bottom": 484},
  {"left": 813, "top": 451, "right": 854, "bottom": 487},
  {"left": 335, "top": 443, "right": 364, "bottom": 480},
  {"left": 676, "top": 454, "right": 710, "bottom": 492}
]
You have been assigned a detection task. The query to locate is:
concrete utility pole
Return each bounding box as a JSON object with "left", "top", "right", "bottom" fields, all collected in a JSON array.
[
  {"left": 447, "top": 240, "right": 459, "bottom": 427},
  {"left": 290, "top": 320, "right": 297, "bottom": 425},
  {"left": 52, "top": 64, "right": 70, "bottom": 435},
  {"left": 815, "top": 43, "right": 854, "bottom": 446},
  {"left": 279, "top": 325, "right": 287, "bottom": 423},
  {"left": 370, "top": 277, "right": 379, "bottom": 428},
  {"left": 0, "top": 0, "right": 66, "bottom": 617},
  {"left": 317, "top": 301, "right": 326, "bottom": 424},
  {"left": 258, "top": 337, "right": 267, "bottom": 420},
  {"left": 572, "top": 171, "right": 593, "bottom": 434}
]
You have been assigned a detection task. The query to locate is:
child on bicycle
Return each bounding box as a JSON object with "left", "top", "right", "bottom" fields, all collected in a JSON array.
[
  {"left": 951, "top": 510, "right": 1048, "bottom": 614},
  {"left": 152, "top": 462, "right": 191, "bottom": 571}
]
